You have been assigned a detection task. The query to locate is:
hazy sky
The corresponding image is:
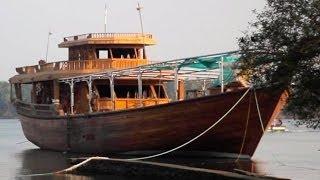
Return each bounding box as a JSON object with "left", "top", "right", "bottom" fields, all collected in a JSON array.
[{"left": 0, "top": 0, "right": 266, "bottom": 81}]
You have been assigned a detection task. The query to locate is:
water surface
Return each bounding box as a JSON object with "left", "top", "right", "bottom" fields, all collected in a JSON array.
[{"left": 0, "top": 119, "right": 319, "bottom": 180}]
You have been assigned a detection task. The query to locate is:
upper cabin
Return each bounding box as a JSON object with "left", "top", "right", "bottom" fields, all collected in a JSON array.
[
  {"left": 10, "top": 33, "right": 174, "bottom": 116},
  {"left": 59, "top": 33, "right": 156, "bottom": 61},
  {"left": 9, "top": 33, "right": 241, "bottom": 117},
  {"left": 10, "top": 33, "right": 156, "bottom": 84}
]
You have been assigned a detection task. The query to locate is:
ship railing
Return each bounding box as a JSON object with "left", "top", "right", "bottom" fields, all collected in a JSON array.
[
  {"left": 15, "top": 100, "right": 58, "bottom": 117},
  {"left": 97, "top": 98, "right": 170, "bottom": 111},
  {"left": 63, "top": 33, "right": 153, "bottom": 42},
  {"left": 15, "top": 59, "right": 149, "bottom": 74}
]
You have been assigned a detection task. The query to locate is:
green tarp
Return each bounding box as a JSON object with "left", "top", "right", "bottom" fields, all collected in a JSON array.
[{"left": 179, "top": 54, "right": 239, "bottom": 86}]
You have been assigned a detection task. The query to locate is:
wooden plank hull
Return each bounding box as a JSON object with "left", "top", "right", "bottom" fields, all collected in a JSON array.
[{"left": 18, "top": 87, "right": 287, "bottom": 157}]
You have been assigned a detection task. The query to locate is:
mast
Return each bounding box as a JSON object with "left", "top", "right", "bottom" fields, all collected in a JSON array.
[
  {"left": 136, "top": 2, "right": 146, "bottom": 58},
  {"left": 45, "top": 31, "right": 52, "bottom": 61},
  {"left": 104, "top": 3, "right": 107, "bottom": 33}
]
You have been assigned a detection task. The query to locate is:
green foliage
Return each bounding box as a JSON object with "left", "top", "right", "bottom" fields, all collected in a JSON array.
[
  {"left": 238, "top": 0, "right": 320, "bottom": 128},
  {"left": 0, "top": 81, "right": 11, "bottom": 116}
]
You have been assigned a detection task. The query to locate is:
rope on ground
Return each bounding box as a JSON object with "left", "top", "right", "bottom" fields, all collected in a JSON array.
[
  {"left": 56, "top": 156, "right": 110, "bottom": 174},
  {"left": 126, "top": 87, "right": 252, "bottom": 161},
  {"left": 15, "top": 172, "right": 55, "bottom": 178},
  {"left": 16, "top": 157, "right": 110, "bottom": 178}
]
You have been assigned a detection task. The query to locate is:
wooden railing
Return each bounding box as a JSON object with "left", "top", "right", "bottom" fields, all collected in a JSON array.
[
  {"left": 97, "top": 98, "right": 170, "bottom": 111},
  {"left": 14, "top": 98, "right": 170, "bottom": 117},
  {"left": 63, "top": 33, "right": 153, "bottom": 42},
  {"left": 15, "top": 100, "right": 58, "bottom": 117},
  {"left": 16, "top": 59, "right": 149, "bottom": 75}
]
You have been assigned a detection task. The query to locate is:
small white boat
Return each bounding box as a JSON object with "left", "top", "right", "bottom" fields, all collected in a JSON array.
[
  {"left": 267, "top": 119, "right": 289, "bottom": 132},
  {"left": 267, "top": 126, "right": 288, "bottom": 132}
]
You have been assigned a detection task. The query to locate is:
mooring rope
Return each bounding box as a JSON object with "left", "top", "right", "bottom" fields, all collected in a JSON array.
[
  {"left": 252, "top": 90, "right": 318, "bottom": 172},
  {"left": 15, "top": 172, "right": 55, "bottom": 178},
  {"left": 254, "top": 89, "right": 265, "bottom": 133},
  {"left": 17, "top": 88, "right": 251, "bottom": 177},
  {"left": 253, "top": 90, "right": 320, "bottom": 172},
  {"left": 235, "top": 88, "right": 265, "bottom": 164},
  {"left": 235, "top": 91, "right": 252, "bottom": 162},
  {"left": 125, "top": 87, "right": 251, "bottom": 161},
  {"left": 57, "top": 157, "right": 110, "bottom": 174}
]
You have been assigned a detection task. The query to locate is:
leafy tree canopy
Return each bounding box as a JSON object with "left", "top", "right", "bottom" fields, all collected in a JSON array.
[{"left": 238, "top": 0, "right": 320, "bottom": 128}]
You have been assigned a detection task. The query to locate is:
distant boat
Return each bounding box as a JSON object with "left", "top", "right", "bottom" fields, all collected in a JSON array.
[
  {"left": 267, "top": 119, "right": 288, "bottom": 132},
  {"left": 9, "top": 32, "right": 287, "bottom": 158}
]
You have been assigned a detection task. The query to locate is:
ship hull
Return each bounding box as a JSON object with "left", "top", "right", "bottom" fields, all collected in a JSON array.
[{"left": 18, "top": 87, "right": 287, "bottom": 157}]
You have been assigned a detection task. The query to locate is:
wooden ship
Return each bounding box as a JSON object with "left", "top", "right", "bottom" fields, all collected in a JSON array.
[{"left": 9, "top": 32, "right": 287, "bottom": 158}]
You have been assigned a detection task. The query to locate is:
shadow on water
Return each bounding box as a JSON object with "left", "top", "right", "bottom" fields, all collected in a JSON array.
[{"left": 15, "top": 148, "right": 263, "bottom": 180}]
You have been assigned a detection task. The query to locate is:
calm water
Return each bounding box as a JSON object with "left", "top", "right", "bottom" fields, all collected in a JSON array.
[{"left": 0, "top": 119, "right": 319, "bottom": 180}]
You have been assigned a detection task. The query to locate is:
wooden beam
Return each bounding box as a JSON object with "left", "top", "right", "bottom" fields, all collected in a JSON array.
[
  {"left": 31, "top": 82, "right": 37, "bottom": 103},
  {"left": 70, "top": 80, "right": 75, "bottom": 115},
  {"left": 178, "top": 80, "right": 185, "bottom": 100},
  {"left": 138, "top": 69, "right": 143, "bottom": 107},
  {"left": 53, "top": 80, "right": 60, "bottom": 101},
  {"left": 87, "top": 76, "right": 93, "bottom": 113},
  {"left": 173, "top": 67, "right": 179, "bottom": 101},
  {"left": 109, "top": 75, "right": 115, "bottom": 110}
]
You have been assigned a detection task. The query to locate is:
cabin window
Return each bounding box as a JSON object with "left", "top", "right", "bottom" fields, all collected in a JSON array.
[
  {"left": 96, "top": 49, "right": 109, "bottom": 59},
  {"left": 114, "top": 85, "right": 138, "bottom": 98},
  {"left": 113, "top": 85, "right": 153, "bottom": 98},
  {"left": 112, "top": 48, "right": 135, "bottom": 59},
  {"left": 21, "top": 84, "right": 32, "bottom": 103},
  {"left": 154, "top": 85, "right": 166, "bottom": 98},
  {"left": 34, "top": 81, "right": 53, "bottom": 104},
  {"left": 142, "top": 85, "right": 154, "bottom": 98},
  {"left": 96, "top": 85, "right": 111, "bottom": 98}
]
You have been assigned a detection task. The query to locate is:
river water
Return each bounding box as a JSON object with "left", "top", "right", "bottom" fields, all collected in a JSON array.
[{"left": 0, "top": 119, "right": 319, "bottom": 180}]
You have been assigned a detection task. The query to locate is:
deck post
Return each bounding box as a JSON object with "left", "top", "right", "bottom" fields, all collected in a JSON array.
[
  {"left": 220, "top": 56, "right": 224, "bottom": 93},
  {"left": 178, "top": 80, "right": 185, "bottom": 100},
  {"left": 70, "top": 80, "right": 75, "bottom": 115},
  {"left": 202, "top": 79, "right": 207, "bottom": 96},
  {"left": 138, "top": 68, "right": 143, "bottom": 107},
  {"left": 31, "top": 82, "right": 37, "bottom": 103},
  {"left": 109, "top": 74, "right": 115, "bottom": 110},
  {"left": 53, "top": 80, "right": 60, "bottom": 103},
  {"left": 87, "top": 76, "right": 93, "bottom": 113},
  {"left": 173, "top": 67, "right": 179, "bottom": 101}
]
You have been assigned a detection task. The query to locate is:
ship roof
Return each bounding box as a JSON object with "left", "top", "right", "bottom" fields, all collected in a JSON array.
[
  {"left": 10, "top": 51, "right": 240, "bottom": 84},
  {"left": 59, "top": 33, "right": 156, "bottom": 48},
  {"left": 59, "top": 51, "right": 240, "bottom": 85}
]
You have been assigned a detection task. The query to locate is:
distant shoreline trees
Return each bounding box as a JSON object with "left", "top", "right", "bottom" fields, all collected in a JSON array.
[{"left": 0, "top": 81, "right": 16, "bottom": 118}]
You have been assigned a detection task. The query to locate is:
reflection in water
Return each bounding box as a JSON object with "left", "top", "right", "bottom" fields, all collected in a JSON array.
[
  {"left": 17, "top": 149, "right": 69, "bottom": 175},
  {"left": 5, "top": 119, "right": 319, "bottom": 179},
  {"left": 15, "top": 149, "right": 136, "bottom": 180},
  {"left": 15, "top": 148, "right": 263, "bottom": 180}
]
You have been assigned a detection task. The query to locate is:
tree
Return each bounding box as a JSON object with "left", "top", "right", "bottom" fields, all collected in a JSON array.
[
  {"left": 238, "top": 0, "right": 320, "bottom": 128},
  {"left": 0, "top": 81, "right": 11, "bottom": 116}
]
